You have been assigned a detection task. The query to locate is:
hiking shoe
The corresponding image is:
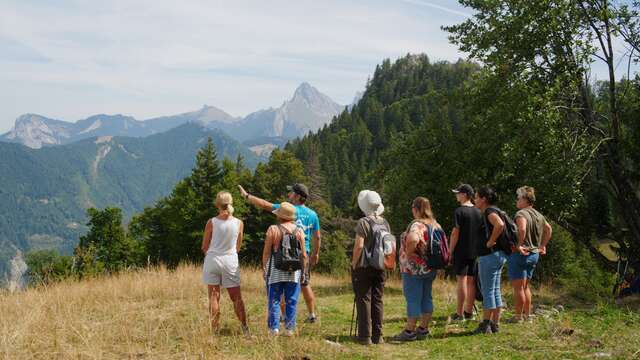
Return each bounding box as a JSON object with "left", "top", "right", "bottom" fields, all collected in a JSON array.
[
  {"left": 416, "top": 327, "right": 430, "bottom": 340},
  {"left": 525, "top": 314, "right": 536, "bottom": 323},
  {"left": 372, "top": 336, "right": 385, "bottom": 345},
  {"left": 391, "top": 330, "right": 417, "bottom": 342},
  {"left": 284, "top": 329, "right": 295, "bottom": 337},
  {"left": 241, "top": 325, "right": 250, "bottom": 337},
  {"left": 304, "top": 315, "right": 317, "bottom": 324},
  {"left": 504, "top": 316, "right": 523, "bottom": 324},
  {"left": 356, "top": 337, "right": 372, "bottom": 346},
  {"left": 450, "top": 313, "right": 464, "bottom": 321},
  {"left": 269, "top": 328, "right": 280, "bottom": 336},
  {"left": 472, "top": 320, "right": 493, "bottom": 335},
  {"left": 464, "top": 311, "right": 476, "bottom": 321},
  {"left": 490, "top": 321, "right": 500, "bottom": 333}
]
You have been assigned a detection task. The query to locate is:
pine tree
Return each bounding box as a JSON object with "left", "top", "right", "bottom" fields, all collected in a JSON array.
[{"left": 188, "top": 137, "right": 223, "bottom": 212}]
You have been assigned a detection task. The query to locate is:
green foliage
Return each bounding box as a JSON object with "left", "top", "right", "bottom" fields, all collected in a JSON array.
[
  {"left": 239, "top": 149, "right": 311, "bottom": 264},
  {"left": 313, "top": 230, "right": 350, "bottom": 275},
  {"left": 444, "top": 0, "right": 640, "bottom": 266},
  {"left": 285, "top": 51, "right": 622, "bottom": 296},
  {"left": 287, "top": 55, "right": 479, "bottom": 217},
  {"left": 130, "top": 142, "right": 311, "bottom": 267},
  {"left": 25, "top": 249, "right": 74, "bottom": 285},
  {"left": 75, "top": 207, "right": 143, "bottom": 275},
  {"left": 0, "top": 124, "right": 261, "bottom": 280},
  {"left": 534, "top": 226, "right": 615, "bottom": 301}
]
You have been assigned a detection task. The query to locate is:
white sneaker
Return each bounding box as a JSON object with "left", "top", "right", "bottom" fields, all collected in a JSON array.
[
  {"left": 269, "top": 328, "right": 279, "bottom": 336},
  {"left": 284, "top": 329, "right": 295, "bottom": 337}
]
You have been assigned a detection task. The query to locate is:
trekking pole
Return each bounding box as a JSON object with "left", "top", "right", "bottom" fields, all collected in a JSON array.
[{"left": 350, "top": 296, "right": 356, "bottom": 337}]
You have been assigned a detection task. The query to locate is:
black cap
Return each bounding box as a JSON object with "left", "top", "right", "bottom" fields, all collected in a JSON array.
[
  {"left": 452, "top": 183, "right": 474, "bottom": 197},
  {"left": 287, "top": 183, "right": 309, "bottom": 198}
]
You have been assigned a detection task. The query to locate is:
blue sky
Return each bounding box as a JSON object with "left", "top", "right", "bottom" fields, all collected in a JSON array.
[{"left": 0, "top": 0, "right": 474, "bottom": 132}]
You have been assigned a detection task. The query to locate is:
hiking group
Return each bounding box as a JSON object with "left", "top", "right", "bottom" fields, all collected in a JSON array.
[{"left": 199, "top": 182, "right": 552, "bottom": 343}]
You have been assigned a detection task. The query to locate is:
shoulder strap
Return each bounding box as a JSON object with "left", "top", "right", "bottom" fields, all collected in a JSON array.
[{"left": 276, "top": 224, "right": 300, "bottom": 250}]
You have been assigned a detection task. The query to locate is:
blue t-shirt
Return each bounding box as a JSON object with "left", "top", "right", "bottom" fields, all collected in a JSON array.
[{"left": 272, "top": 203, "right": 320, "bottom": 252}]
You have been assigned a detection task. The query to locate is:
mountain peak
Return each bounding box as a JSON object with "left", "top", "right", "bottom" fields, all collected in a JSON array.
[{"left": 292, "top": 82, "right": 321, "bottom": 100}]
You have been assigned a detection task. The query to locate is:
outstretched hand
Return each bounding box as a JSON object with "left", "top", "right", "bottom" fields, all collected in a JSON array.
[{"left": 238, "top": 185, "right": 248, "bottom": 198}]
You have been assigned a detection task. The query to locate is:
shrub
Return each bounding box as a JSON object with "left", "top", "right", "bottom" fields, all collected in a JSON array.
[
  {"left": 25, "top": 249, "right": 74, "bottom": 285},
  {"left": 314, "top": 230, "right": 350, "bottom": 276}
]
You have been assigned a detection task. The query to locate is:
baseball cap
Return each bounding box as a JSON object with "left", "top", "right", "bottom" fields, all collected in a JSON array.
[
  {"left": 452, "top": 183, "right": 474, "bottom": 197},
  {"left": 286, "top": 183, "right": 309, "bottom": 198}
]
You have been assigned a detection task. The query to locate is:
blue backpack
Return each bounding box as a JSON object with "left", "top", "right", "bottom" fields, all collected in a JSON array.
[{"left": 420, "top": 224, "right": 450, "bottom": 270}]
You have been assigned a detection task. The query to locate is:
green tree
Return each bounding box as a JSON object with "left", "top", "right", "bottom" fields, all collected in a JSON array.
[
  {"left": 444, "top": 0, "right": 640, "bottom": 265},
  {"left": 75, "top": 207, "right": 142, "bottom": 275},
  {"left": 25, "top": 249, "right": 74, "bottom": 285}
]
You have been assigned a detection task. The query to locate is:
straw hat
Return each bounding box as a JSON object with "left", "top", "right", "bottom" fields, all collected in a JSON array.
[
  {"left": 357, "top": 190, "right": 384, "bottom": 216},
  {"left": 272, "top": 202, "right": 296, "bottom": 221}
]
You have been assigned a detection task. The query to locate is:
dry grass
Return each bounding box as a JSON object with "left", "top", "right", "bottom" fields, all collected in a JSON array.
[
  {"left": 1, "top": 266, "right": 639, "bottom": 359},
  {"left": 0, "top": 265, "right": 366, "bottom": 359}
]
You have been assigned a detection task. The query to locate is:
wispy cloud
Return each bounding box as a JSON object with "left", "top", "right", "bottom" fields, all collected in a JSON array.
[
  {"left": 400, "top": 0, "right": 471, "bottom": 18},
  {"left": 0, "top": 0, "right": 469, "bottom": 132}
]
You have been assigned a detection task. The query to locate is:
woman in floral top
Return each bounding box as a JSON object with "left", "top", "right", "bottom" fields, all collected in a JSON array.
[{"left": 393, "top": 197, "right": 441, "bottom": 342}]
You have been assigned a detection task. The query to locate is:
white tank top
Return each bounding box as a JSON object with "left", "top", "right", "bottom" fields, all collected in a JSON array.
[{"left": 207, "top": 217, "right": 241, "bottom": 256}]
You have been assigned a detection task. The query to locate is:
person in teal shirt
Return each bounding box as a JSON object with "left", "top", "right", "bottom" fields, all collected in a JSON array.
[{"left": 239, "top": 183, "right": 321, "bottom": 323}]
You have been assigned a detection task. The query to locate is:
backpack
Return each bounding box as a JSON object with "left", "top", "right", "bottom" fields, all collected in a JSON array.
[
  {"left": 486, "top": 207, "right": 516, "bottom": 254},
  {"left": 273, "top": 225, "right": 303, "bottom": 272},
  {"left": 362, "top": 217, "right": 396, "bottom": 270},
  {"left": 421, "top": 224, "right": 450, "bottom": 270}
]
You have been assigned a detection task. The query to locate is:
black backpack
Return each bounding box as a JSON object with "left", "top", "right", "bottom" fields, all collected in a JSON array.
[
  {"left": 486, "top": 207, "right": 516, "bottom": 254},
  {"left": 273, "top": 225, "right": 303, "bottom": 272}
]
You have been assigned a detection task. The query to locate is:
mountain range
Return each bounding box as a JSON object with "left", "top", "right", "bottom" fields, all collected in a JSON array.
[{"left": 1, "top": 83, "right": 345, "bottom": 151}]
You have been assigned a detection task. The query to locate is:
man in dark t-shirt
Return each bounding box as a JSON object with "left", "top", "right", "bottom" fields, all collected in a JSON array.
[{"left": 449, "top": 184, "right": 484, "bottom": 321}]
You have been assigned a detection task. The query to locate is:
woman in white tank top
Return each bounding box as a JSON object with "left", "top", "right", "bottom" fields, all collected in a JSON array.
[{"left": 200, "top": 191, "right": 249, "bottom": 335}]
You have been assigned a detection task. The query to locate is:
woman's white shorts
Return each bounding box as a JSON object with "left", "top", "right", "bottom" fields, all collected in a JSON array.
[{"left": 202, "top": 253, "right": 240, "bottom": 288}]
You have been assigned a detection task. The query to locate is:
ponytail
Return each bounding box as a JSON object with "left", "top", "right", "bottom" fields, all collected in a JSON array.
[{"left": 215, "top": 191, "right": 234, "bottom": 215}]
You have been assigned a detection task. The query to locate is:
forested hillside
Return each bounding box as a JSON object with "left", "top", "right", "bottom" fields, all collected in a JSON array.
[
  {"left": 287, "top": 49, "right": 640, "bottom": 271},
  {"left": 0, "top": 124, "right": 260, "bottom": 279}
]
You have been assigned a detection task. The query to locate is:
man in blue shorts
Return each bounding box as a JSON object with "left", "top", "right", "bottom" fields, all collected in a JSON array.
[{"left": 239, "top": 183, "right": 321, "bottom": 323}]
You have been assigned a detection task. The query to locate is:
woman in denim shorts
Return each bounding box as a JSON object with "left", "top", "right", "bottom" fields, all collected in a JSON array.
[{"left": 506, "top": 186, "right": 552, "bottom": 323}]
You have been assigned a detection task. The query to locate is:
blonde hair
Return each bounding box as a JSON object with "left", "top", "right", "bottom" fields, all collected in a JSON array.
[
  {"left": 412, "top": 197, "right": 435, "bottom": 222},
  {"left": 516, "top": 186, "right": 536, "bottom": 205},
  {"left": 215, "top": 191, "right": 234, "bottom": 215}
]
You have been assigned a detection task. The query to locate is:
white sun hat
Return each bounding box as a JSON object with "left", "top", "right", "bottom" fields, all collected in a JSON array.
[{"left": 357, "top": 190, "right": 385, "bottom": 216}]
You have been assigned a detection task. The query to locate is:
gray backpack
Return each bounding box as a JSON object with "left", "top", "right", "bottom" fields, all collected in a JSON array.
[{"left": 362, "top": 217, "right": 396, "bottom": 270}]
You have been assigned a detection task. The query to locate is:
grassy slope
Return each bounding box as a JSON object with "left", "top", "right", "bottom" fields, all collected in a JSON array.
[{"left": 1, "top": 266, "right": 638, "bottom": 359}]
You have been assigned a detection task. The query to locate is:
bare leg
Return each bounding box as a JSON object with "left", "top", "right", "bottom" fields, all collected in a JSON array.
[
  {"left": 490, "top": 308, "right": 501, "bottom": 324},
  {"left": 208, "top": 285, "right": 221, "bottom": 331},
  {"left": 511, "top": 279, "right": 526, "bottom": 319},
  {"left": 456, "top": 276, "right": 466, "bottom": 315},
  {"left": 419, "top": 313, "right": 432, "bottom": 330},
  {"left": 523, "top": 279, "right": 532, "bottom": 319},
  {"left": 227, "top": 286, "right": 247, "bottom": 327},
  {"left": 405, "top": 317, "right": 418, "bottom": 332},
  {"left": 465, "top": 276, "right": 476, "bottom": 314},
  {"left": 301, "top": 285, "right": 316, "bottom": 316}
]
